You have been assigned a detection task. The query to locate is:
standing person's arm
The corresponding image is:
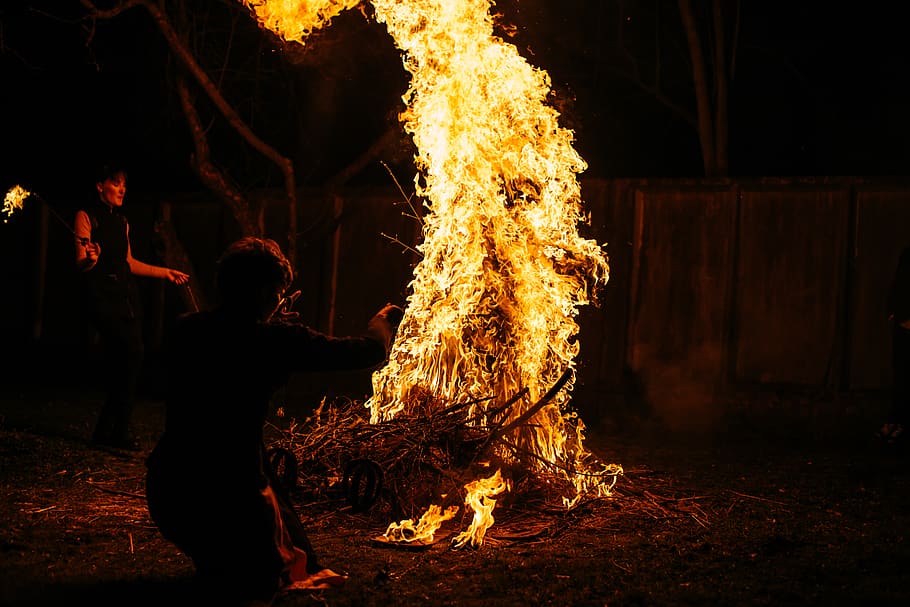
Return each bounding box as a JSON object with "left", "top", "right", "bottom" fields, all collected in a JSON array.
[
  {"left": 73, "top": 210, "right": 99, "bottom": 272},
  {"left": 124, "top": 222, "right": 190, "bottom": 285}
]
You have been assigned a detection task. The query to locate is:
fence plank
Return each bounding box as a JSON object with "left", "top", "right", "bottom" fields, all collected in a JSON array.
[
  {"left": 848, "top": 187, "right": 910, "bottom": 390},
  {"left": 625, "top": 185, "right": 736, "bottom": 425},
  {"left": 733, "top": 186, "right": 849, "bottom": 386}
]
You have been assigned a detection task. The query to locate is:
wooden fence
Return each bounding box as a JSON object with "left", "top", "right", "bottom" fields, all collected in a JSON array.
[{"left": 4, "top": 177, "right": 909, "bottom": 423}]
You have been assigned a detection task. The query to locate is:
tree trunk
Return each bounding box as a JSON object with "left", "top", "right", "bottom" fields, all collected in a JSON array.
[
  {"left": 33, "top": 204, "right": 48, "bottom": 341},
  {"left": 677, "top": 0, "right": 717, "bottom": 177},
  {"left": 153, "top": 201, "right": 205, "bottom": 314},
  {"left": 175, "top": 75, "right": 259, "bottom": 237},
  {"left": 711, "top": 0, "right": 729, "bottom": 177}
]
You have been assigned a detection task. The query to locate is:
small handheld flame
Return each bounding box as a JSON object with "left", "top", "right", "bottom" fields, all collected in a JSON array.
[
  {"left": 451, "top": 469, "right": 510, "bottom": 549},
  {"left": 3, "top": 184, "right": 83, "bottom": 243},
  {"left": 3, "top": 185, "right": 31, "bottom": 224},
  {"left": 382, "top": 503, "right": 459, "bottom": 545}
]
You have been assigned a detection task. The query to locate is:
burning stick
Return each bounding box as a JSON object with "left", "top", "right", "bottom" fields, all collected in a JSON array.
[{"left": 3, "top": 185, "right": 88, "bottom": 245}]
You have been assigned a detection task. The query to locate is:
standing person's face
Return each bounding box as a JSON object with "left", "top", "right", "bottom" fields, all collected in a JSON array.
[{"left": 97, "top": 173, "right": 127, "bottom": 208}]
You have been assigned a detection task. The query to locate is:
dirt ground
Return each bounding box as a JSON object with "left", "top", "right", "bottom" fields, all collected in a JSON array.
[{"left": 1, "top": 376, "right": 909, "bottom": 607}]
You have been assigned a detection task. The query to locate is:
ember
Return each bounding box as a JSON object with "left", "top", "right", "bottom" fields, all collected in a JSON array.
[{"left": 246, "top": 0, "right": 622, "bottom": 545}]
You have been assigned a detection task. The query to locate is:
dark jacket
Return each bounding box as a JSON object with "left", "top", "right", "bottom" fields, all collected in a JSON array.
[
  {"left": 78, "top": 201, "right": 141, "bottom": 322},
  {"left": 147, "top": 308, "right": 392, "bottom": 492},
  {"left": 144, "top": 307, "right": 393, "bottom": 590}
]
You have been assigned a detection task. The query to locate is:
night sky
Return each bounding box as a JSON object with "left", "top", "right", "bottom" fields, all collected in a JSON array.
[{"left": 2, "top": 1, "right": 909, "bottom": 206}]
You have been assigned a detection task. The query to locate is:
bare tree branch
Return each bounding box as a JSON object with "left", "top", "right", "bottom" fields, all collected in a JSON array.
[
  {"left": 325, "top": 125, "right": 402, "bottom": 192},
  {"left": 80, "top": 0, "right": 300, "bottom": 265},
  {"left": 609, "top": 2, "right": 697, "bottom": 131},
  {"left": 175, "top": 73, "right": 259, "bottom": 235}
]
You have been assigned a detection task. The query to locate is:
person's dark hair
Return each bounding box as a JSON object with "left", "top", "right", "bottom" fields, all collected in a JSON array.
[
  {"left": 215, "top": 237, "right": 294, "bottom": 306},
  {"left": 95, "top": 163, "right": 128, "bottom": 185}
]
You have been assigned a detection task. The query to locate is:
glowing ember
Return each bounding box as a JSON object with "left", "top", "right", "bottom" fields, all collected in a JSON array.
[
  {"left": 382, "top": 503, "right": 459, "bottom": 545},
  {"left": 3, "top": 185, "right": 31, "bottom": 224},
  {"left": 242, "top": 0, "right": 623, "bottom": 543},
  {"left": 451, "top": 468, "right": 510, "bottom": 549}
]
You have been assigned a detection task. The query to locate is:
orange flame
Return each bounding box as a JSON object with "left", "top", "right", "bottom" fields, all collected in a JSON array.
[
  {"left": 365, "top": 0, "right": 621, "bottom": 503},
  {"left": 451, "top": 468, "right": 510, "bottom": 549},
  {"left": 242, "top": 0, "right": 623, "bottom": 544},
  {"left": 382, "top": 503, "right": 459, "bottom": 544},
  {"left": 243, "top": 0, "right": 361, "bottom": 44}
]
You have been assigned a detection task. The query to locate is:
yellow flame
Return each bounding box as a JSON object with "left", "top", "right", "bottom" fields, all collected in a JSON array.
[
  {"left": 382, "top": 503, "right": 459, "bottom": 544},
  {"left": 451, "top": 468, "right": 510, "bottom": 549},
  {"left": 364, "top": 0, "right": 620, "bottom": 496},
  {"left": 3, "top": 185, "right": 31, "bottom": 223},
  {"left": 242, "top": 0, "right": 623, "bottom": 543},
  {"left": 242, "top": 0, "right": 361, "bottom": 44}
]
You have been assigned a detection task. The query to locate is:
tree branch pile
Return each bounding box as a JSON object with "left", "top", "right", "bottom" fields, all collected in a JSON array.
[{"left": 266, "top": 383, "right": 622, "bottom": 522}]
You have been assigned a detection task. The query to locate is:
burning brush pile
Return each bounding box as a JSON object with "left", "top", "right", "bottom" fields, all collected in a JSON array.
[
  {"left": 268, "top": 367, "right": 621, "bottom": 549},
  {"left": 246, "top": 0, "right": 624, "bottom": 547}
]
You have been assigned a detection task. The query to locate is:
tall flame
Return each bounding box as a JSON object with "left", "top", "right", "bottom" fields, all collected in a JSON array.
[{"left": 242, "top": 0, "right": 622, "bottom": 535}]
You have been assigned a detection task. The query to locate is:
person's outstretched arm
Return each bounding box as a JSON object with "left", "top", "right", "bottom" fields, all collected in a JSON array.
[{"left": 124, "top": 222, "right": 190, "bottom": 285}]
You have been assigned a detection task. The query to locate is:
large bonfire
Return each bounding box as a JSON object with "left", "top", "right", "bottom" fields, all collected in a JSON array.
[{"left": 243, "top": 0, "right": 622, "bottom": 546}]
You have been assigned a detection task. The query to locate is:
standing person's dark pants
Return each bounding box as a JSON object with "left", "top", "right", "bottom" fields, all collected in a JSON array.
[
  {"left": 891, "top": 324, "right": 910, "bottom": 427},
  {"left": 85, "top": 273, "right": 144, "bottom": 448}
]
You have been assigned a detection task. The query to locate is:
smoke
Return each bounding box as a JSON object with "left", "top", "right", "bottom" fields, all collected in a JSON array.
[{"left": 633, "top": 343, "right": 724, "bottom": 435}]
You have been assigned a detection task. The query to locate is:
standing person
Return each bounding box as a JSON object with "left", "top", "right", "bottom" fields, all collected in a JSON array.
[
  {"left": 878, "top": 244, "right": 910, "bottom": 443},
  {"left": 74, "top": 163, "right": 189, "bottom": 451},
  {"left": 145, "top": 236, "right": 402, "bottom": 605}
]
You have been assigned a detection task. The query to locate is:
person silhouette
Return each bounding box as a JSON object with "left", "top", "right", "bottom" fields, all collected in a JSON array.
[
  {"left": 75, "top": 163, "right": 189, "bottom": 451},
  {"left": 145, "top": 236, "right": 402, "bottom": 604}
]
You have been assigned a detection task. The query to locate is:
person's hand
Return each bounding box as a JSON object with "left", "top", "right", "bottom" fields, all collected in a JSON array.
[
  {"left": 165, "top": 268, "right": 190, "bottom": 285},
  {"left": 376, "top": 303, "right": 404, "bottom": 327},
  {"left": 275, "top": 289, "right": 301, "bottom": 320},
  {"left": 84, "top": 241, "right": 100, "bottom": 261}
]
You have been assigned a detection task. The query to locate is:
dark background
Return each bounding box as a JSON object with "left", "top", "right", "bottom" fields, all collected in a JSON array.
[
  {"left": 2, "top": 8, "right": 909, "bottom": 604},
  {"left": 2, "top": 1, "right": 909, "bottom": 203},
  {"left": 1, "top": 1, "right": 909, "bottom": 404}
]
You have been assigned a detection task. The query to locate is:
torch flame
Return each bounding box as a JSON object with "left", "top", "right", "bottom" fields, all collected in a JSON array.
[
  {"left": 3, "top": 185, "right": 31, "bottom": 224},
  {"left": 242, "top": 0, "right": 623, "bottom": 544}
]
